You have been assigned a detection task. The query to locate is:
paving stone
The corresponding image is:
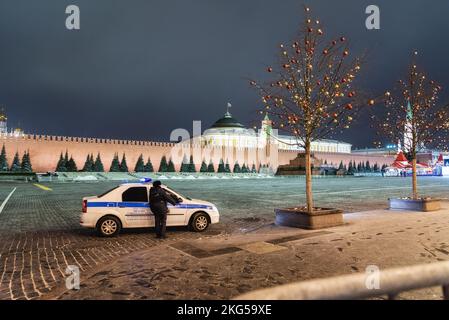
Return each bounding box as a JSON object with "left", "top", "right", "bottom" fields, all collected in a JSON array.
[{"left": 238, "top": 242, "right": 287, "bottom": 254}]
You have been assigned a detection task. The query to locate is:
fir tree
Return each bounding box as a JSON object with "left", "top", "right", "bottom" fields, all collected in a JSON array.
[
  {"left": 167, "top": 158, "right": 175, "bottom": 172},
  {"left": 347, "top": 161, "right": 353, "bottom": 174},
  {"left": 93, "top": 153, "right": 104, "bottom": 172},
  {"left": 67, "top": 156, "right": 78, "bottom": 172},
  {"left": 225, "top": 160, "right": 231, "bottom": 173},
  {"left": 241, "top": 164, "right": 248, "bottom": 173},
  {"left": 217, "top": 159, "right": 225, "bottom": 173},
  {"left": 55, "top": 152, "right": 67, "bottom": 172},
  {"left": 10, "top": 152, "right": 21, "bottom": 172},
  {"left": 373, "top": 163, "right": 379, "bottom": 172},
  {"left": 0, "top": 144, "right": 8, "bottom": 171},
  {"left": 233, "top": 162, "right": 241, "bottom": 173},
  {"left": 134, "top": 154, "right": 145, "bottom": 172},
  {"left": 365, "top": 160, "right": 371, "bottom": 172},
  {"left": 251, "top": 164, "right": 256, "bottom": 173},
  {"left": 120, "top": 153, "right": 129, "bottom": 172},
  {"left": 188, "top": 155, "right": 196, "bottom": 172},
  {"left": 82, "top": 154, "right": 93, "bottom": 172},
  {"left": 64, "top": 150, "right": 69, "bottom": 166},
  {"left": 200, "top": 160, "right": 208, "bottom": 173},
  {"left": 21, "top": 151, "right": 32, "bottom": 173},
  {"left": 180, "top": 155, "right": 189, "bottom": 172},
  {"left": 158, "top": 156, "right": 168, "bottom": 172},
  {"left": 338, "top": 161, "right": 344, "bottom": 170},
  {"left": 144, "top": 157, "right": 154, "bottom": 172},
  {"left": 207, "top": 161, "right": 215, "bottom": 173},
  {"left": 109, "top": 153, "right": 121, "bottom": 172}
]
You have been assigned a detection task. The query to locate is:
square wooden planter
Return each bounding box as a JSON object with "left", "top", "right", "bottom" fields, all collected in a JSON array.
[
  {"left": 389, "top": 198, "right": 441, "bottom": 212},
  {"left": 275, "top": 207, "right": 344, "bottom": 229}
]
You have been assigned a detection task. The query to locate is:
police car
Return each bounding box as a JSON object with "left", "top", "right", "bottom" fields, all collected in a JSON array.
[{"left": 80, "top": 179, "right": 220, "bottom": 237}]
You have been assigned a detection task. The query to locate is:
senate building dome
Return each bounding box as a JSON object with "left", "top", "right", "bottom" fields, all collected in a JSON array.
[
  {"left": 210, "top": 111, "right": 245, "bottom": 129},
  {"left": 201, "top": 105, "right": 259, "bottom": 148}
]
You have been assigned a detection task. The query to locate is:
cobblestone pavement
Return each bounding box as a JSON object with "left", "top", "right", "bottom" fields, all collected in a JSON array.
[
  {"left": 0, "top": 182, "right": 225, "bottom": 300},
  {"left": 58, "top": 207, "right": 449, "bottom": 300},
  {"left": 2, "top": 177, "right": 449, "bottom": 300}
]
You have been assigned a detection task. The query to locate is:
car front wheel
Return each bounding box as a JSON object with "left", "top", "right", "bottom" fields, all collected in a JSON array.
[
  {"left": 97, "top": 216, "right": 121, "bottom": 237},
  {"left": 190, "top": 212, "right": 210, "bottom": 232}
]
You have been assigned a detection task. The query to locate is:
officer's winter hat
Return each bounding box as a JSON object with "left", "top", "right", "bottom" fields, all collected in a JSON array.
[{"left": 153, "top": 180, "right": 162, "bottom": 187}]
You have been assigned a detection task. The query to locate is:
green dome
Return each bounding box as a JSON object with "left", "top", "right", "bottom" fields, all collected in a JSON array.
[{"left": 210, "top": 111, "right": 245, "bottom": 129}]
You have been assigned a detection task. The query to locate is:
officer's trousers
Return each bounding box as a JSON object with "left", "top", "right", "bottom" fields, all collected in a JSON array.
[{"left": 155, "top": 213, "right": 167, "bottom": 237}]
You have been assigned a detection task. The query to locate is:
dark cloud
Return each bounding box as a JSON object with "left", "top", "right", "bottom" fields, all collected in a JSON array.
[{"left": 0, "top": 0, "right": 448, "bottom": 147}]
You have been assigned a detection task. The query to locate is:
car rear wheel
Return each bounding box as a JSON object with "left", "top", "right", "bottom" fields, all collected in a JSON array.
[
  {"left": 190, "top": 212, "right": 210, "bottom": 232},
  {"left": 97, "top": 216, "right": 121, "bottom": 237}
]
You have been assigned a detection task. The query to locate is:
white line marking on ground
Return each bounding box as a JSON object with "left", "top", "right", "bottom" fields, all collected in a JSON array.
[{"left": 0, "top": 187, "right": 16, "bottom": 214}]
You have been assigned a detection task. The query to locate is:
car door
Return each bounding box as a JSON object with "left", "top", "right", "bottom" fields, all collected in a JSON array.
[
  {"left": 120, "top": 186, "right": 153, "bottom": 227},
  {"left": 162, "top": 188, "right": 187, "bottom": 226}
]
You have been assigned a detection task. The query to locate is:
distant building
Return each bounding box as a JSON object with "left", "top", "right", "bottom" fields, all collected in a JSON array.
[
  {"left": 0, "top": 109, "right": 7, "bottom": 134},
  {"left": 201, "top": 109, "right": 351, "bottom": 153},
  {"left": 0, "top": 107, "right": 393, "bottom": 173}
]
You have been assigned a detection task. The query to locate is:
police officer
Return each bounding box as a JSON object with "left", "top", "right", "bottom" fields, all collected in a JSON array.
[{"left": 149, "top": 180, "right": 177, "bottom": 238}]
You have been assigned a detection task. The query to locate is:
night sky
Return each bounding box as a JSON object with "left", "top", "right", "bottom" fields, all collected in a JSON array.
[{"left": 0, "top": 0, "right": 448, "bottom": 148}]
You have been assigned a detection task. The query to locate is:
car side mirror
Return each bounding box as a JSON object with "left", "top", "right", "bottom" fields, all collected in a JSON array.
[{"left": 177, "top": 197, "right": 183, "bottom": 203}]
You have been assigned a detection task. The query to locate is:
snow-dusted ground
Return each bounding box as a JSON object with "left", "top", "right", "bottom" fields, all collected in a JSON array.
[
  {"left": 162, "top": 176, "right": 449, "bottom": 229},
  {"left": 2, "top": 177, "right": 449, "bottom": 300}
]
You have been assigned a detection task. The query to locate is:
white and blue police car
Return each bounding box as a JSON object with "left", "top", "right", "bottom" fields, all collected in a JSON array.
[{"left": 80, "top": 179, "right": 220, "bottom": 237}]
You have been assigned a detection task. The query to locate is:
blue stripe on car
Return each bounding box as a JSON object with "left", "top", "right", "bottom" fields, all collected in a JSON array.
[{"left": 87, "top": 202, "right": 212, "bottom": 209}]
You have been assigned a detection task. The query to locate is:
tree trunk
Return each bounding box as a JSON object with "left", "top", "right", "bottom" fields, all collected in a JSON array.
[
  {"left": 412, "top": 157, "right": 418, "bottom": 199},
  {"left": 305, "top": 142, "right": 313, "bottom": 214}
]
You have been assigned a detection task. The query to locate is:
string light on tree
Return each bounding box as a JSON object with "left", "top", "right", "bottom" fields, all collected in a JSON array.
[
  {"left": 376, "top": 52, "right": 449, "bottom": 199},
  {"left": 248, "top": 6, "right": 370, "bottom": 214}
]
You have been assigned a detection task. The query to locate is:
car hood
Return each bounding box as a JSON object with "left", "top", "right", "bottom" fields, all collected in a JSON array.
[
  {"left": 83, "top": 196, "right": 98, "bottom": 201},
  {"left": 187, "top": 199, "right": 215, "bottom": 207}
]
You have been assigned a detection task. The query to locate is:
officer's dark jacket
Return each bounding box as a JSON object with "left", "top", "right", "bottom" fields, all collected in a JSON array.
[{"left": 149, "top": 186, "right": 177, "bottom": 215}]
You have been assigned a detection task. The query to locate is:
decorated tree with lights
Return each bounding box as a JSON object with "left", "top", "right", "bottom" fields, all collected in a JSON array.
[
  {"left": 376, "top": 53, "right": 449, "bottom": 199},
  {"left": 249, "top": 7, "right": 369, "bottom": 213}
]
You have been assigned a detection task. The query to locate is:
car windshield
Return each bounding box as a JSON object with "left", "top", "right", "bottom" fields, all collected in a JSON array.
[
  {"left": 164, "top": 187, "right": 192, "bottom": 200},
  {"left": 98, "top": 186, "right": 119, "bottom": 198}
]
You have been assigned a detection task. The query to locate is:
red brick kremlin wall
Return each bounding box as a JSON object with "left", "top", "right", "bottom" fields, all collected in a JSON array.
[{"left": 0, "top": 134, "right": 394, "bottom": 173}]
